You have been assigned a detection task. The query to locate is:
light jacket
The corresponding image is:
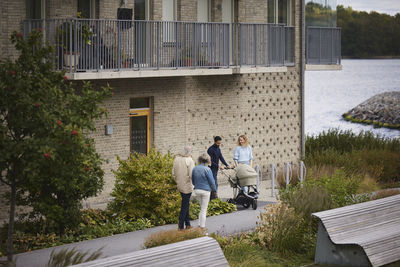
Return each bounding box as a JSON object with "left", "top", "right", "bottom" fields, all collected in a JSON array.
[
  {"left": 233, "top": 145, "right": 253, "bottom": 165},
  {"left": 192, "top": 164, "right": 217, "bottom": 192},
  {"left": 172, "top": 155, "right": 195, "bottom": 194}
]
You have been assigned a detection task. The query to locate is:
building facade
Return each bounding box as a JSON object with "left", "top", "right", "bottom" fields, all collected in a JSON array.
[{"left": 0, "top": 0, "right": 305, "bottom": 216}]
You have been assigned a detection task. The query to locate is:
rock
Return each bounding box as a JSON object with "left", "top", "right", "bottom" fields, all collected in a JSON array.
[{"left": 344, "top": 91, "right": 400, "bottom": 128}]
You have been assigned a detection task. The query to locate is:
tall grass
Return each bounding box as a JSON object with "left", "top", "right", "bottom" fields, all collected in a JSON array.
[{"left": 306, "top": 129, "right": 400, "bottom": 157}]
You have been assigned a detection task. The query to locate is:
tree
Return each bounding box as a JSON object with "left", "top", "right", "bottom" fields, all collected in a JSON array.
[{"left": 0, "top": 30, "right": 111, "bottom": 262}]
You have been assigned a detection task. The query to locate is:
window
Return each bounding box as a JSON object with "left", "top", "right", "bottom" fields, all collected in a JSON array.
[
  {"left": 130, "top": 98, "right": 151, "bottom": 154},
  {"left": 162, "top": 0, "right": 176, "bottom": 21},
  {"left": 78, "top": 0, "right": 97, "bottom": 18},
  {"left": 134, "top": 0, "right": 149, "bottom": 20},
  {"left": 26, "top": 0, "right": 42, "bottom": 19},
  {"left": 268, "top": 0, "right": 293, "bottom": 25},
  {"left": 197, "top": 0, "right": 210, "bottom": 22}
]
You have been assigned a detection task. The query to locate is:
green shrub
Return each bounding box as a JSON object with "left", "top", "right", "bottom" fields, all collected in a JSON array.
[
  {"left": 0, "top": 209, "right": 153, "bottom": 254},
  {"left": 143, "top": 228, "right": 206, "bottom": 248},
  {"left": 279, "top": 183, "right": 333, "bottom": 224},
  {"left": 305, "top": 129, "right": 400, "bottom": 156},
  {"left": 108, "top": 149, "right": 180, "bottom": 225},
  {"left": 345, "top": 150, "right": 400, "bottom": 184},
  {"left": 256, "top": 203, "right": 314, "bottom": 255}
]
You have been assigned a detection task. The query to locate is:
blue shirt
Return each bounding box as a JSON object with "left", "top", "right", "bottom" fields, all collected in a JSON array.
[
  {"left": 207, "top": 144, "right": 228, "bottom": 169},
  {"left": 192, "top": 164, "right": 217, "bottom": 192},
  {"left": 233, "top": 145, "right": 253, "bottom": 165}
]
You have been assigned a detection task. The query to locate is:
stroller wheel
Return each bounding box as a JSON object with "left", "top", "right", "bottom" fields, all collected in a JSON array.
[{"left": 252, "top": 199, "right": 258, "bottom": 210}]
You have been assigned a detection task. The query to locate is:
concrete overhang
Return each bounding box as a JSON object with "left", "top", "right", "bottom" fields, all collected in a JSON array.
[
  {"left": 306, "top": 64, "right": 342, "bottom": 71},
  {"left": 65, "top": 68, "right": 233, "bottom": 80},
  {"left": 232, "top": 66, "right": 288, "bottom": 74},
  {"left": 65, "top": 66, "right": 291, "bottom": 80}
]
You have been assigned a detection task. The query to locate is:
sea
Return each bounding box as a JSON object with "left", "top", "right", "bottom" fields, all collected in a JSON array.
[{"left": 305, "top": 59, "right": 400, "bottom": 139}]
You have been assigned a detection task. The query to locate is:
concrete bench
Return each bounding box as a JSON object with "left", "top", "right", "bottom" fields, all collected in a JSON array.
[
  {"left": 312, "top": 194, "right": 400, "bottom": 267},
  {"left": 72, "top": 236, "right": 229, "bottom": 267}
]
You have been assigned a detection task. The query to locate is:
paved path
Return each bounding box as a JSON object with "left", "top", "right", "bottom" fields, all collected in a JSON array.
[{"left": 4, "top": 182, "right": 277, "bottom": 267}]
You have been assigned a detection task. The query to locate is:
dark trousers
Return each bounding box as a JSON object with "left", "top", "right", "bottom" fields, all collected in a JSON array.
[
  {"left": 210, "top": 166, "right": 219, "bottom": 190},
  {"left": 179, "top": 192, "right": 192, "bottom": 229}
]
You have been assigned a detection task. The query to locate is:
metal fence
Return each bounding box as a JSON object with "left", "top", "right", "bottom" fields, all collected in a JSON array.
[
  {"left": 306, "top": 26, "right": 341, "bottom": 65},
  {"left": 23, "top": 19, "right": 295, "bottom": 72},
  {"left": 232, "top": 23, "right": 294, "bottom": 67}
]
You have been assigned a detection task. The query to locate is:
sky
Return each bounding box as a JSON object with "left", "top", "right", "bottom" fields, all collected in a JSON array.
[{"left": 337, "top": 0, "right": 400, "bottom": 16}]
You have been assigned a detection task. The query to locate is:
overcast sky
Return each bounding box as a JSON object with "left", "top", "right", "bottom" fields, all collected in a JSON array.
[{"left": 337, "top": 0, "right": 400, "bottom": 15}]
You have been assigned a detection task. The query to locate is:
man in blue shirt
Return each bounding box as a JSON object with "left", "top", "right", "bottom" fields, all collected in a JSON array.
[{"left": 207, "top": 136, "right": 231, "bottom": 192}]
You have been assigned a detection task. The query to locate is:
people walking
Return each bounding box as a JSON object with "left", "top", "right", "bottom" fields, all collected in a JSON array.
[
  {"left": 207, "top": 136, "right": 231, "bottom": 193},
  {"left": 172, "top": 145, "right": 195, "bottom": 230},
  {"left": 191, "top": 153, "right": 217, "bottom": 229}
]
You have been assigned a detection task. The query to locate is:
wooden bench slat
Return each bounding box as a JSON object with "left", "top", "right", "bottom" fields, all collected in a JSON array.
[{"left": 72, "top": 236, "right": 229, "bottom": 267}]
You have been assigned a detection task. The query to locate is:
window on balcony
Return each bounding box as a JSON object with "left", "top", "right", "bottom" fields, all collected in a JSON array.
[
  {"left": 267, "top": 0, "right": 293, "bottom": 25},
  {"left": 162, "top": 0, "right": 177, "bottom": 42},
  {"left": 26, "top": 0, "right": 42, "bottom": 19},
  {"left": 197, "top": 0, "right": 210, "bottom": 22},
  {"left": 134, "top": 0, "right": 149, "bottom": 20}
]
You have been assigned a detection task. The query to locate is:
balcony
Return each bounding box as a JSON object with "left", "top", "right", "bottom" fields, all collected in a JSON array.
[
  {"left": 23, "top": 19, "right": 295, "bottom": 79},
  {"left": 306, "top": 26, "right": 342, "bottom": 70}
]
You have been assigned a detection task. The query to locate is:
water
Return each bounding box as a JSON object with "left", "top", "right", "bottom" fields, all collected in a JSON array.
[{"left": 305, "top": 59, "right": 400, "bottom": 139}]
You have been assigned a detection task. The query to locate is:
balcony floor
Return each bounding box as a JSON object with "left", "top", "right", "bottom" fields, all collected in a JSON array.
[{"left": 65, "top": 66, "right": 290, "bottom": 80}]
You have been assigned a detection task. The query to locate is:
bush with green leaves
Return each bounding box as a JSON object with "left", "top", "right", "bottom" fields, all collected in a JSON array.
[
  {"left": 189, "top": 198, "right": 237, "bottom": 220},
  {"left": 108, "top": 149, "right": 180, "bottom": 225},
  {"left": 0, "top": 209, "right": 152, "bottom": 254}
]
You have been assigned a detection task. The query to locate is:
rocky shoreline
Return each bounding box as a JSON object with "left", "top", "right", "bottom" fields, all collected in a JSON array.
[{"left": 343, "top": 91, "right": 400, "bottom": 130}]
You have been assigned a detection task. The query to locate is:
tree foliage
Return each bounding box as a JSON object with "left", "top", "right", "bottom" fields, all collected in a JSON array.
[
  {"left": 0, "top": 29, "right": 111, "bottom": 237},
  {"left": 337, "top": 5, "right": 400, "bottom": 58}
]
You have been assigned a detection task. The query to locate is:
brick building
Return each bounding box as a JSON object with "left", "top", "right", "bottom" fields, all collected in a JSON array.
[{"left": 0, "top": 0, "right": 308, "bottom": 216}]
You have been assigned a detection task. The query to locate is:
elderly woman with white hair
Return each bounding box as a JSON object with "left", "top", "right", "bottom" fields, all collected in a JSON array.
[
  {"left": 172, "top": 145, "right": 195, "bottom": 230},
  {"left": 191, "top": 153, "right": 217, "bottom": 229}
]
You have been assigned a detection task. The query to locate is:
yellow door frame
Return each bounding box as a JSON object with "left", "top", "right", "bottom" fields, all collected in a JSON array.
[{"left": 129, "top": 108, "right": 150, "bottom": 154}]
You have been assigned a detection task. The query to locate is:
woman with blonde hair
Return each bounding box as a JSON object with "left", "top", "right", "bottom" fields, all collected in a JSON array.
[{"left": 233, "top": 135, "right": 253, "bottom": 167}]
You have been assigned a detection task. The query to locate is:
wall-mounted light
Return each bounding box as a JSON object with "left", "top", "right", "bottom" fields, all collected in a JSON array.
[{"left": 105, "top": 124, "right": 113, "bottom": 135}]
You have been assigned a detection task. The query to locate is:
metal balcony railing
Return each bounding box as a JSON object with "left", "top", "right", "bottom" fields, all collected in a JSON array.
[
  {"left": 23, "top": 19, "right": 295, "bottom": 73},
  {"left": 306, "top": 26, "right": 341, "bottom": 65},
  {"left": 232, "top": 23, "right": 294, "bottom": 67}
]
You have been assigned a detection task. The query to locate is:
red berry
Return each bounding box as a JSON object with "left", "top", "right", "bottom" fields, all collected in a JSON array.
[
  {"left": 86, "top": 143, "right": 89, "bottom": 147},
  {"left": 57, "top": 120, "right": 62, "bottom": 125},
  {"left": 10, "top": 70, "right": 15, "bottom": 77},
  {"left": 71, "top": 130, "right": 78, "bottom": 136},
  {"left": 63, "top": 76, "right": 68, "bottom": 81},
  {"left": 34, "top": 102, "right": 40, "bottom": 107},
  {"left": 17, "top": 32, "right": 23, "bottom": 38},
  {"left": 85, "top": 167, "right": 90, "bottom": 172},
  {"left": 44, "top": 153, "right": 50, "bottom": 158}
]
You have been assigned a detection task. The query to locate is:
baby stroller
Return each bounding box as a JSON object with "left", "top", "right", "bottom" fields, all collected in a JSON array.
[{"left": 221, "top": 164, "right": 259, "bottom": 210}]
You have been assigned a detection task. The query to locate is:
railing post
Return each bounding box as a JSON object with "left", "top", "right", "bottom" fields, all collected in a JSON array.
[
  {"left": 271, "top": 163, "right": 276, "bottom": 197},
  {"left": 254, "top": 24, "right": 257, "bottom": 66}
]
